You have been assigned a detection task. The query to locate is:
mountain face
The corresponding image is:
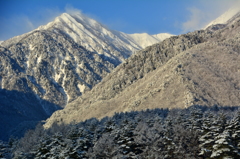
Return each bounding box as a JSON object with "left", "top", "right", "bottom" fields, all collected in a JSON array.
[
  {"left": 45, "top": 12, "right": 240, "bottom": 128},
  {"left": 0, "top": 12, "right": 172, "bottom": 140}
]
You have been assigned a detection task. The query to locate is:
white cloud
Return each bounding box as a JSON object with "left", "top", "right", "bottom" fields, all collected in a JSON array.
[
  {"left": 181, "top": 0, "right": 240, "bottom": 33},
  {"left": 65, "top": 4, "right": 83, "bottom": 15},
  {"left": 0, "top": 7, "right": 62, "bottom": 40},
  {"left": 33, "top": 7, "right": 62, "bottom": 28},
  {"left": 182, "top": 7, "right": 206, "bottom": 33},
  {"left": 23, "top": 17, "right": 35, "bottom": 30}
]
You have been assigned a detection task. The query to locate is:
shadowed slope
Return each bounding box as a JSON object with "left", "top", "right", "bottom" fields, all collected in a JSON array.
[{"left": 0, "top": 89, "right": 61, "bottom": 141}]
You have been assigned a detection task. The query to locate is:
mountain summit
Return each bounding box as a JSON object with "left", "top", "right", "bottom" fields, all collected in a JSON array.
[
  {"left": 37, "top": 12, "right": 139, "bottom": 63},
  {"left": 37, "top": 12, "right": 173, "bottom": 63}
]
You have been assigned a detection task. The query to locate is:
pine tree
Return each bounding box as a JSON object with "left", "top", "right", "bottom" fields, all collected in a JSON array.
[
  {"left": 230, "top": 110, "right": 240, "bottom": 152},
  {"left": 189, "top": 106, "right": 203, "bottom": 131},
  {"left": 161, "top": 136, "right": 177, "bottom": 159},
  {"left": 199, "top": 131, "right": 214, "bottom": 157},
  {"left": 214, "top": 110, "right": 240, "bottom": 158},
  {"left": 210, "top": 130, "right": 239, "bottom": 159},
  {"left": 199, "top": 112, "right": 226, "bottom": 158}
]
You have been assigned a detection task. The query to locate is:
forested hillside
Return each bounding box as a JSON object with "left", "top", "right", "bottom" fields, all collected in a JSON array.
[{"left": 1, "top": 105, "right": 239, "bottom": 159}]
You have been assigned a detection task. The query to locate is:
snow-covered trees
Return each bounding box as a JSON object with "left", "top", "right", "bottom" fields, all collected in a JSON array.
[
  {"left": 4, "top": 105, "right": 239, "bottom": 158},
  {"left": 199, "top": 110, "right": 240, "bottom": 158}
]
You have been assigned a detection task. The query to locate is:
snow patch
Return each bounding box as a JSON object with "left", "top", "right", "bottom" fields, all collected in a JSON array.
[
  {"left": 29, "top": 44, "right": 34, "bottom": 51},
  {"left": 37, "top": 56, "right": 42, "bottom": 64},
  {"left": 26, "top": 59, "right": 30, "bottom": 68},
  {"left": 77, "top": 84, "right": 85, "bottom": 93},
  {"left": 54, "top": 73, "right": 62, "bottom": 82}
]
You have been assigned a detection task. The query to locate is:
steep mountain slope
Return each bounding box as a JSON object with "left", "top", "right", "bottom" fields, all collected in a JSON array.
[
  {"left": 0, "top": 12, "right": 172, "bottom": 140},
  {"left": 45, "top": 15, "right": 240, "bottom": 128}
]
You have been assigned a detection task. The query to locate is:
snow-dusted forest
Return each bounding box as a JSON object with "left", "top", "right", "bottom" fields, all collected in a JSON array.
[{"left": 1, "top": 105, "right": 239, "bottom": 159}]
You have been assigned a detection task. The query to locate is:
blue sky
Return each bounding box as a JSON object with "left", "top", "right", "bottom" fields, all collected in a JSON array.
[{"left": 0, "top": 0, "right": 239, "bottom": 41}]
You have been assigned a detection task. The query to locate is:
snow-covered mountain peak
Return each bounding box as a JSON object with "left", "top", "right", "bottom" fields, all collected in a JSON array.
[
  {"left": 34, "top": 12, "right": 174, "bottom": 58},
  {"left": 56, "top": 12, "right": 101, "bottom": 31},
  {"left": 70, "top": 12, "right": 100, "bottom": 28},
  {"left": 38, "top": 13, "right": 82, "bottom": 30}
]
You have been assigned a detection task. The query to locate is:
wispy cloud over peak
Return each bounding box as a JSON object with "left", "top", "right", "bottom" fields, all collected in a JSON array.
[
  {"left": 182, "top": 7, "right": 207, "bottom": 33},
  {"left": 65, "top": 4, "right": 83, "bottom": 16},
  {"left": 181, "top": 0, "right": 240, "bottom": 33}
]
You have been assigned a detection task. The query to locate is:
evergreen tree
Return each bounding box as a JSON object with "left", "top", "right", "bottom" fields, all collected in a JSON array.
[
  {"left": 199, "top": 112, "right": 227, "bottom": 158},
  {"left": 230, "top": 110, "right": 240, "bottom": 151},
  {"left": 210, "top": 130, "right": 239, "bottom": 159},
  {"left": 189, "top": 106, "right": 203, "bottom": 131}
]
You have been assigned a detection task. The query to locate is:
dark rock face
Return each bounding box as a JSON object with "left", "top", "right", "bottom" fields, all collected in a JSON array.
[{"left": 0, "top": 89, "right": 56, "bottom": 140}]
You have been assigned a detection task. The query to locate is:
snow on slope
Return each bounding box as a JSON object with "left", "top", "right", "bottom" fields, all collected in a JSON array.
[
  {"left": 0, "top": 41, "right": 3, "bottom": 45},
  {"left": 127, "top": 33, "right": 160, "bottom": 48},
  {"left": 37, "top": 12, "right": 173, "bottom": 59},
  {"left": 2, "top": 12, "right": 173, "bottom": 60},
  {"left": 37, "top": 13, "right": 141, "bottom": 62},
  {"left": 153, "top": 33, "right": 174, "bottom": 41},
  {"left": 127, "top": 33, "right": 173, "bottom": 48},
  {"left": 205, "top": 6, "right": 240, "bottom": 29}
]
